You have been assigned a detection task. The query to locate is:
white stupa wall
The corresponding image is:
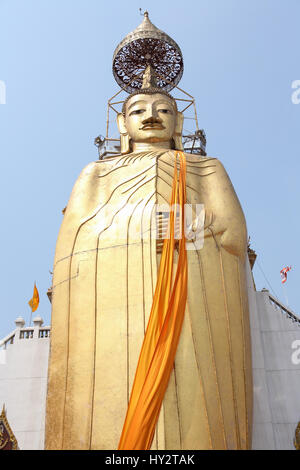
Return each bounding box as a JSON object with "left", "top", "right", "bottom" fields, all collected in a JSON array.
[
  {"left": 247, "top": 260, "right": 300, "bottom": 450},
  {"left": 0, "top": 317, "right": 50, "bottom": 450}
]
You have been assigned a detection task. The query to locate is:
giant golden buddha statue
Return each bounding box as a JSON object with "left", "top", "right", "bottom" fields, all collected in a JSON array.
[{"left": 45, "top": 12, "right": 253, "bottom": 450}]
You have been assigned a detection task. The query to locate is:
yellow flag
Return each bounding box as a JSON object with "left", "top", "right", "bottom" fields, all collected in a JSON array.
[{"left": 28, "top": 283, "right": 39, "bottom": 312}]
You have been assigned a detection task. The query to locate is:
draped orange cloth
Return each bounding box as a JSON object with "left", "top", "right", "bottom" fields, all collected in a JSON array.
[{"left": 118, "top": 151, "right": 188, "bottom": 450}]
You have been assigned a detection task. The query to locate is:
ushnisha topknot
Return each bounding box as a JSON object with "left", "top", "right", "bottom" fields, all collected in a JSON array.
[{"left": 122, "top": 65, "right": 177, "bottom": 115}]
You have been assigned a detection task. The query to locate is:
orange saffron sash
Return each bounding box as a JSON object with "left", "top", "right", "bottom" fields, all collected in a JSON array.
[{"left": 118, "top": 152, "right": 188, "bottom": 450}]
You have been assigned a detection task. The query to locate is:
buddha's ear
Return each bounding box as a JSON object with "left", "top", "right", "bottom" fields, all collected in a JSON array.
[
  {"left": 173, "top": 111, "right": 184, "bottom": 151},
  {"left": 117, "top": 113, "right": 127, "bottom": 135},
  {"left": 117, "top": 113, "right": 131, "bottom": 154}
]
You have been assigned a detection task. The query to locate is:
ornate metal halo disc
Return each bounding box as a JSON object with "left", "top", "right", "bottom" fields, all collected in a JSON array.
[{"left": 112, "top": 12, "right": 184, "bottom": 93}]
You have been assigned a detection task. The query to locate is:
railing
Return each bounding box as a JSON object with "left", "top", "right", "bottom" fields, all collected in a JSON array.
[
  {"left": 38, "top": 328, "right": 50, "bottom": 338},
  {"left": 268, "top": 292, "right": 300, "bottom": 327},
  {"left": 20, "top": 329, "right": 34, "bottom": 339},
  {"left": 0, "top": 330, "right": 16, "bottom": 349},
  {"left": 0, "top": 333, "right": 15, "bottom": 349},
  {"left": 0, "top": 326, "right": 51, "bottom": 350}
]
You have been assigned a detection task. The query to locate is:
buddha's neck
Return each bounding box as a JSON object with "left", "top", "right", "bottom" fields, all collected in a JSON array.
[{"left": 132, "top": 141, "right": 172, "bottom": 152}]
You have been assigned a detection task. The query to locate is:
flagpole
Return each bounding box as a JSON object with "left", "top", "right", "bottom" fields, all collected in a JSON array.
[
  {"left": 28, "top": 281, "right": 39, "bottom": 327},
  {"left": 29, "top": 307, "right": 33, "bottom": 327}
]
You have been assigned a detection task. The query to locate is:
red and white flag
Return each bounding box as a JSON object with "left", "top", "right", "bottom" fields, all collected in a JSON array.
[{"left": 280, "top": 266, "right": 292, "bottom": 284}]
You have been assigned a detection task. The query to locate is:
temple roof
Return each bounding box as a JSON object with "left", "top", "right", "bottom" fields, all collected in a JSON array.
[{"left": 0, "top": 405, "right": 18, "bottom": 450}]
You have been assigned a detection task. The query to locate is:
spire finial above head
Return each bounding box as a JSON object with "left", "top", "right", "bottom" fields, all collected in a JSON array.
[{"left": 139, "top": 8, "right": 149, "bottom": 17}]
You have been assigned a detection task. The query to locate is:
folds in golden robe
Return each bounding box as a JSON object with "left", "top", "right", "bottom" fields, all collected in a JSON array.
[{"left": 45, "top": 150, "right": 253, "bottom": 450}]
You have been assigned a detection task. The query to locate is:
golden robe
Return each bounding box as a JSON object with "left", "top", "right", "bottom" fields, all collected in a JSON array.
[{"left": 45, "top": 150, "right": 253, "bottom": 450}]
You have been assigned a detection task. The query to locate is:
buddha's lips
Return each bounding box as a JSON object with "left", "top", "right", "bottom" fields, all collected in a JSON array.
[{"left": 140, "top": 123, "right": 165, "bottom": 130}]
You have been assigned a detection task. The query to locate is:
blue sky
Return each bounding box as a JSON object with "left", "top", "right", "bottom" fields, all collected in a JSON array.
[{"left": 0, "top": 0, "right": 299, "bottom": 338}]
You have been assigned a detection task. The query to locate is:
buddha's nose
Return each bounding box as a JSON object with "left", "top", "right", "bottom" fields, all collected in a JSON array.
[{"left": 142, "top": 115, "right": 163, "bottom": 125}]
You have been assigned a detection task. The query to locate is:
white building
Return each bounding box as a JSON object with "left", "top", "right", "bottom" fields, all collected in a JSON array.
[
  {"left": 249, "top": 288, "right": 300, "bottom": 449},
  {"left": 0, "top": 316, "right": 50, "bottom": 450},
  {"left": 1, "top": 270, "right": 300, "bottom": 450}
]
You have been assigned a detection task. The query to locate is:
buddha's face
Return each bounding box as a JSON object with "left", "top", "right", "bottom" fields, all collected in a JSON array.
[{"left": 123, "top": 93, "right": 177, "bottom": 144}]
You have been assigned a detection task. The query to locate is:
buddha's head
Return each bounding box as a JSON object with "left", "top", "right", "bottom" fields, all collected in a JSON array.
[{"left": 117, "top": 67, "right": 184, "bottom": 154}]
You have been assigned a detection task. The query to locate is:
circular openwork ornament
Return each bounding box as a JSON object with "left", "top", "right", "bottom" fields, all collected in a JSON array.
[{"left": 112, "top": 12, "right": 184, "bottom": 94}]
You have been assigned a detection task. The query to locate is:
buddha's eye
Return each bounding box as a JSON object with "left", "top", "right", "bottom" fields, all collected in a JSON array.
[
  {"left": 130, "top": 109, "right": 145, "bottom": 116},
  {"left": 158, "top": 109, "right": 172, "bottom": 114}
]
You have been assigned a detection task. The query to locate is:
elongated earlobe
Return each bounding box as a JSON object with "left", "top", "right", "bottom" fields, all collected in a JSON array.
[
  {"left": 117, "top": 113, "right": 131, "bottom": 154},
  {"left": 173, "top": 112, "right": 184, "bottom": 151}
]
